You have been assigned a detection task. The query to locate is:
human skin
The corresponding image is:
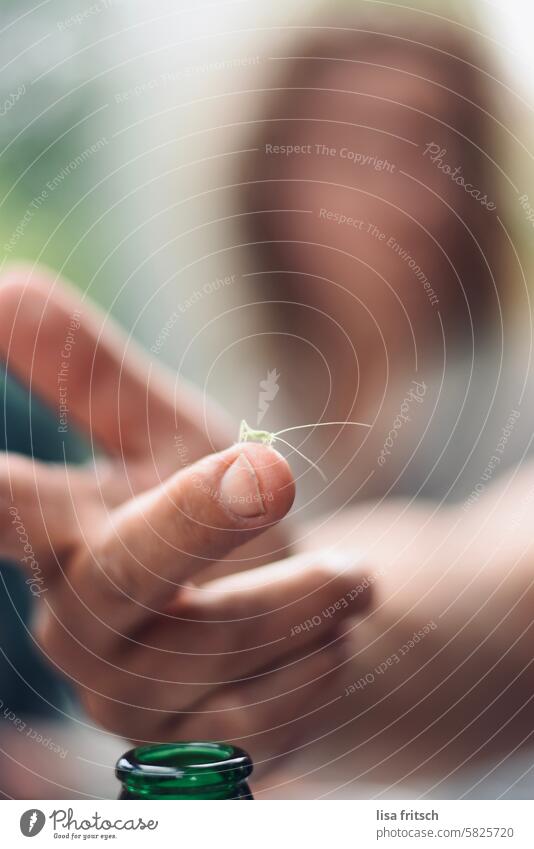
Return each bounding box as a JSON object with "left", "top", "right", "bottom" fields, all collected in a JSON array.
[
  {"left": 0, "top": 265, "right": 374, "bottom": 766},
  {"left": 286, "top": 482, "right": 534, "bottom": 790},
  {"left": 2, "top": 266, "right": 533, "bottom": 794},
  {"left": 235, "top": 28, "right": 534, "bottom": 784},
  {"left": 0, "top": 26, "right": 523, "bottom": 791}
]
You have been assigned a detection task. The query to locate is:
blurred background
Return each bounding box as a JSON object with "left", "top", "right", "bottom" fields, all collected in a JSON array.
[
  {"left": 2, "top": 0, "right": 534, "bottom": 800},
  {"left": 1, "top": 0, "right": 533, "bottom": 408}
]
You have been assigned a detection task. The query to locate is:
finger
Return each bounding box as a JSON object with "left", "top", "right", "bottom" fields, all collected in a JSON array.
[
  {"left": 45, "top": 443, "right": 295, "bottom": 646},
  {"left": 0, "top": 452, "right": 101, "bottom": 567},
  {"left": 161, "top": 642, "right": 347, "bottom": 763},
  {"left": 191, "top": 522, "right": 294, "bottom": 585},
  {"left": 80, "top": 641, "right": 346, "bottom": 749},
  {"left": 47, "top": 554, "right": 371, "bottom": 711},
  {"left": 130, "top": 552, "right": 371, "bottom": 710},
  {"left": 0, "top": 264, "right": 232, "bottom": 458}
]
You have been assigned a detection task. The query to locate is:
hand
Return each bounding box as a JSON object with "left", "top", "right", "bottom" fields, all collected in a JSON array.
[
  {"left": 0, "top": 265, "right": 373, "bottom": 762},
  {"left": 296, "top": 493, "right": 534, "bottom": 784},
  {"left": 0, "top": 263, "right": 292, "bottom": 572}
]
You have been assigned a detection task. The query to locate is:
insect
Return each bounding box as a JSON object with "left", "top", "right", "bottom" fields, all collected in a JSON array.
[{"left": 238, "top": 418, "right": 371, "bottom": 482}]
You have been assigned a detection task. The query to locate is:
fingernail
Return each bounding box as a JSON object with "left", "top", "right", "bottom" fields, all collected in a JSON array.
[{"left": 220, "top": 453, "right": 266, "bottom": 518}]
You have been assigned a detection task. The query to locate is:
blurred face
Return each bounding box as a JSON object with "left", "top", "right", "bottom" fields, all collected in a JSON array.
[{"left": 245, "top": 29, "right": 503, "bottom": 400}]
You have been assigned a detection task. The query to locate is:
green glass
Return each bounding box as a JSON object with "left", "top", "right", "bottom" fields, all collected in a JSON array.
[{"left": 116, "top": 742, "right": 254, "bottom": 799}]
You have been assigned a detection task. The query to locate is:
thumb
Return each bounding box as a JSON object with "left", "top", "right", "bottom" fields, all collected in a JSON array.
[{"left": 76, "top": 442, "right": 295, "bottom": 613}]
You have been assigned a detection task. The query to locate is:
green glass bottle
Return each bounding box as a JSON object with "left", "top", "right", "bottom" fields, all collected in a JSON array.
[{"left": 116, "top": 742, "right": 254, "bottom": 799}]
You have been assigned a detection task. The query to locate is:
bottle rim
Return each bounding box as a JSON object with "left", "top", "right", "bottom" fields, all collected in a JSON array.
[{"left": 116, "top": 742, "right": 253, "bottom": 793}]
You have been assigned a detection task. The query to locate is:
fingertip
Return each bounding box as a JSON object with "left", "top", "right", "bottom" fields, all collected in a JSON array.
[{"left": 232, "top": 442, "right": 296, "bottom": 520}]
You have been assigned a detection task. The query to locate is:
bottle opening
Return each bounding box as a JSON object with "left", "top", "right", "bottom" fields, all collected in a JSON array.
[{"left": 116, "top": 742, "right": 253, "bottom": 799}]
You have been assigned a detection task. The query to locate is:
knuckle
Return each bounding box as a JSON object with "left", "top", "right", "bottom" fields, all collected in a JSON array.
[
  {"left": 81, "top": 691, "right": 113, "bottom": 728},
  {"left": 36, "top": 617, "right": 65, "bottom": 662},
  {"left": 209, "top": 690, "right": 252, "bottom": 741},
  {"left": 83, "top": 691, "right": 161, "bottom": 741},
  {"left": 168, "top": 476, "right": 229, "bottom": 562},
  {"left": 83, "top": 694, "right": 128, "bottom": 736},
  {"left": 305, "top": 563, "right": 334, "bottom": 588}
]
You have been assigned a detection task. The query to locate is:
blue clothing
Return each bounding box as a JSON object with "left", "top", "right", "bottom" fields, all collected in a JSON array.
[{"left": 0, "top": 370, "right": 87, "bottom": 718}]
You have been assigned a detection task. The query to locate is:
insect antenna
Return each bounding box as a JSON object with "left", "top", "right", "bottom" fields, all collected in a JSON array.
[
  {"left": 273, "top": 420, "right": 371, "bottom": 437},
  {"left": 270, "top": 435, "right": 327, "bottom": 482}
]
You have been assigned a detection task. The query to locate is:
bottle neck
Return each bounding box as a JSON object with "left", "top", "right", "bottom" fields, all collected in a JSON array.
[{"left": 118, "top": 782, "right": 253, "bottom": 800}]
